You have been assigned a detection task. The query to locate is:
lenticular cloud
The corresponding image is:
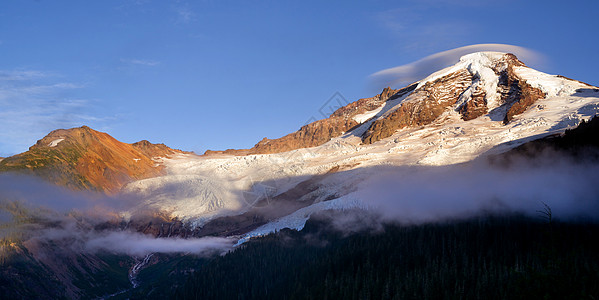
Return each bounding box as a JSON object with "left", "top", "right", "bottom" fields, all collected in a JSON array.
[{"left": 370, "top": 43, "right": 544, "bottom": 88}]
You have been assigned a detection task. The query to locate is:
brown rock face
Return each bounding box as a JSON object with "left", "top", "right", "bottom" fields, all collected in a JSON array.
[
  {"left": 247, "top": 87, "right": 408, "bottom": 154},
  {"left": 503, "top": 81, "right": 546, "bottom": 124},
  {"left": 203, "top": 87, "right": 403, "bottom": 155},
  {"left": 499, "top": 62, "right": 546, "bottom": 124},
  {"left": 363, "top": 69, "right": 473, "bottom": 144},
  {"left": 203, "top": 149, "right": 250, "bottom": 156},
  {"left": 132, "top": 139, "right": 188, "bottom": 158},
  {"left": 459, "top": 86, "right": 487, "bottom": 121},
  {"left": 331, "top": 87, "right": 401, "bottom": 118},
  {"left": 248, "top": 118, "right": 359, "bottom": 154},
  {"left": 0, "top": 126, "right": 186, "bottom": 194}
]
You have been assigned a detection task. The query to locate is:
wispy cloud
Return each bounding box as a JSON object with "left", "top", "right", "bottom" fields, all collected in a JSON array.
[
  {"left": 85, "top": 232, "right": 234, "bottom": 256},
  {"left": 175, "top": 6, "right": 196, "bottom": 24},
  {"left": 370, "top": 43, "right": 544, "bottom": 88},
  {"left": 0, "top": 69, "right": 107, "bottom": 156},
  {"left": 0, "top": 70, "right": 51, "bottom": 81},
  {"left": 121, "top": 58, "right": 160, "bottom": 66}
]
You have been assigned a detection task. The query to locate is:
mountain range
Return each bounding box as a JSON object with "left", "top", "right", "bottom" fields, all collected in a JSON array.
[
  {"left": 2, "top": 51, "right": 599, "bottom": 233},
  {"left": 1, "top": 51, "right": 599, "bottom": 299}
]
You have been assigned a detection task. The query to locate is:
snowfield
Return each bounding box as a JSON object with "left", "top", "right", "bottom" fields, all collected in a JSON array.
[{"left": 123, "top": 52, "right": 599, "bottom": 243}]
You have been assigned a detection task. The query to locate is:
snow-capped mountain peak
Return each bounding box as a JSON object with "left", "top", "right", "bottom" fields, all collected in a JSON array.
[
  {"left": 114, "top": 52, "right": 599, "bottom": 238},
  {"left": 3, "top": 52, "right": 597, "bottom": 242},
  {"left": 417, "top": 51, "right": 509, "bottom": 89}
]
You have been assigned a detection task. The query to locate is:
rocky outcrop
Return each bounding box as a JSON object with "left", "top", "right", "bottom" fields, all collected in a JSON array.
[
  {"left": 0, "top": 126, "right": 186, "bottom": 194},
  {"left": 331, "top": 87, "right": 400, "bottom": 118},
  {"left": 503, "top": 81, "right": 546, "bottom": 124},
  {"left": 204, "top": 87, "right": 404, "bottom": 155},
  {"left": 459, "top": 86, "right": 487, "bottom": 121},
  {"left": 363, "top": 69, "right": 473, "bottom": 144},
  {"left": 203, "top": 149, "right": 250, "bottom": 156},
  {"left": 248, "top": 118, "right": 359, "bottom": 154},
  {"left": 498, "top": 59, "right": 546, "bottom": 123},
  {"left": 246, "top": 87, "right": 410, "bottom": 154},
  {"left": 131, "top": 139, "right": 186, "bottom": 158}
]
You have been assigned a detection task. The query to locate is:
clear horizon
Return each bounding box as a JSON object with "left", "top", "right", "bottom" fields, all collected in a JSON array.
[{"left": 1, "top": 0, "right": 598, "bottom": 156}]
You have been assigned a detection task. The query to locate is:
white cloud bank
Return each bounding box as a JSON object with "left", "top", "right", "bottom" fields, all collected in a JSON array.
[
  {"left": 85, "top": 231, "right": 234, "bottom": 256},
  {"left": 359, "top": 156, "right": 599, "bottom": 224}
]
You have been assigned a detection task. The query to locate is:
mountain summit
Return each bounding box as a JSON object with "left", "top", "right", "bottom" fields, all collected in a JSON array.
[
  {"left": 2, "top": 52, "right": 599, "bottom": 299},
  {"left": 2, "top": 52, "right": 598, "bottom": 216},
  {"left": 0, "top": 126, "right": 186, "bottom": 194},
  {"left": 207, "top": 52, "right": 597, "bottom": 155},
  {"left": 123, "top": 51, "right": 598, "bottom": 230}
]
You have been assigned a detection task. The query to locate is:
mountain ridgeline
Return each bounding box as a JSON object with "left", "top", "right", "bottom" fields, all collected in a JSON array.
[
  {"left": 1, "top": 52, "right": 597, "bottom": 195},
  {"left": 206, "top": 53, "right": 594, "bottom": 155},
  {"left": 1, "top": 51, "right": 599, "bottom": 299},
  {"left": 0, "top": 126, "right": 187, "bottom": 194}
]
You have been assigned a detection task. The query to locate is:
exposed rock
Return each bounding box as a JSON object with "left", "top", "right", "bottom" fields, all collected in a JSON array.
[
  {"left": 203, "top": 149, "right": 250, "bottom": 156},
  {"left": 132, "top": 139, "right": 190, "bottom": 158},
  {"left": 199, "top": 53, "right": 553, "bottom": 155},
  {"left": 248, "top": 118, "right": 359, "bottom": 154},
  {"left": 362, "top": 53, "right": 548, "bottom": 143},
  {"left": 459, "top": 89, "right": 488, "bottom": 121},
  {"left": 0, "top": 126, "right": 186, "bottom": 194},
  {"left": 363, "top": 69, "right": 473, "bottom": 144},
  {"left": 503, "top": 81, "right": 546, "bottom": 124},
  {"left": 204, "top": 87, "right": 403, "bottom": 155},
  {"left": 459, "top": 86, "right": 487, "bottom": 121},
  {"left": 498, "top": 57, "right": 546, "bottom": 124},
  {"left": 331, "top": 87, "right": 400, "bottom": 118}
]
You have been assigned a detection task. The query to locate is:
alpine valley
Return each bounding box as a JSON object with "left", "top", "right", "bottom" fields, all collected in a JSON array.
[{"left": 2, "top": 52, "right": 599, "bottom": 299}]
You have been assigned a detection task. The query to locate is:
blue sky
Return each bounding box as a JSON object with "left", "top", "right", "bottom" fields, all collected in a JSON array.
[{"left": 0, "top": 0, "right": 597, "bottom": 156}]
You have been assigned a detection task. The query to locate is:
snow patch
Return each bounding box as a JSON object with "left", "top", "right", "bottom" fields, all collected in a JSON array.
[
  {"left": 235, "top": 195, "right": 367, "bottom": 246},
  {"left": 514, "top": 67, "right": 586, "bottom": 97},
  {"left": 48, "top": 138, "right": 64, "bottom": 147},
  {"left": 352, "top": 105, "right": 384, "bottom": 123}
]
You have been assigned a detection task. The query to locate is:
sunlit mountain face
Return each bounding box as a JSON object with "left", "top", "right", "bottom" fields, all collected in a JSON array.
[{"left": 1, "top": 47, "right": 599, "bottom": 299}]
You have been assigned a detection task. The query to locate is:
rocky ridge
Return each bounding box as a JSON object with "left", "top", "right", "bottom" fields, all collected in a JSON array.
[
  {"left": 0, "top": 126, "right": 187, "bottom": 194},
  {"left": 204, "top": 87, "right": 402, "bottom": 155},
  {"left": 206, "top": 53, "right": 560, "bottom": 153}
]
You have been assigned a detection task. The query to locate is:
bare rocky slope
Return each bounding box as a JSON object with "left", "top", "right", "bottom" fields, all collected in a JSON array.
[
  {"left": 0, "top": 126, "right": 187, "bottom": 194},
  {"left": 204, "top": 87, "right": 402, "bottom": 155}
]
